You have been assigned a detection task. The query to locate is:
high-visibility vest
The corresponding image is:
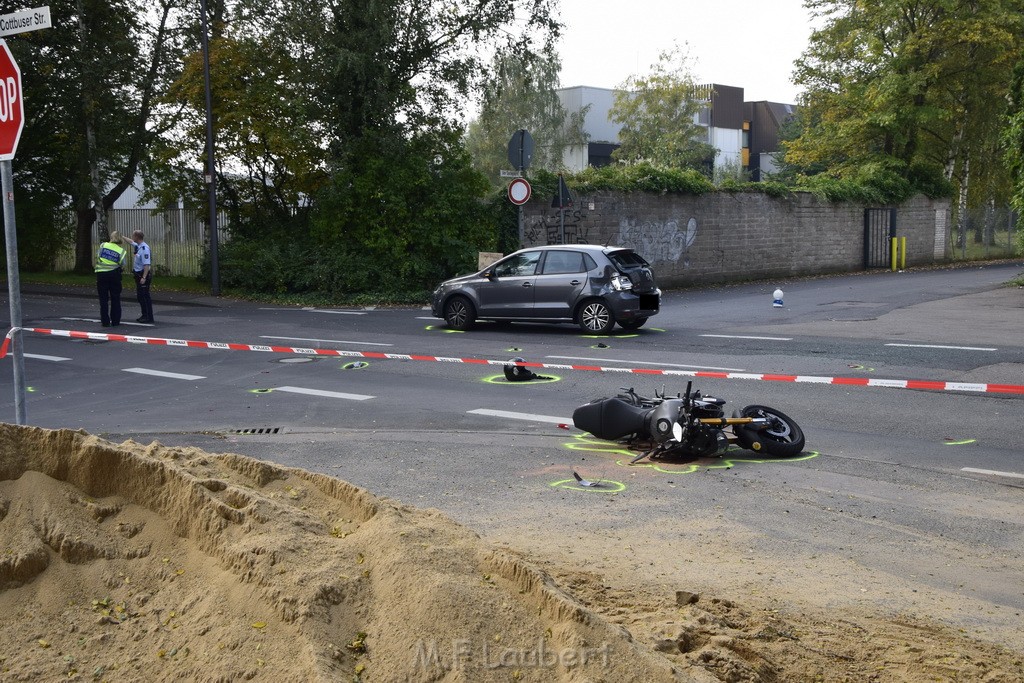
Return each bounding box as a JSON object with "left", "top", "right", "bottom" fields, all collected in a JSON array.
[{"left": 95, "top": 242, "right": 127, "bottom": 273}]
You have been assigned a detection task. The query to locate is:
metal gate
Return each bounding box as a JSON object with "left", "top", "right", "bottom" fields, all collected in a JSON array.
[{"left": 864, "top": 208, "right": 896, "bottom": 268}]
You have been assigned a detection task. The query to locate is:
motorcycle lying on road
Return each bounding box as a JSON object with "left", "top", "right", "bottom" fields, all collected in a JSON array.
[{"left": 572, "top": 381, "right": 806, "bottom": 464}]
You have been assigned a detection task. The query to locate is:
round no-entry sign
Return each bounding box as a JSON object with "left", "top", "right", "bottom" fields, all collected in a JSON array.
[
  {"left": 0, "top": 40, "right": 24, "bottom": 161},
  {"left": 507, "top": 177, "right": 531, "bottom": 205}
]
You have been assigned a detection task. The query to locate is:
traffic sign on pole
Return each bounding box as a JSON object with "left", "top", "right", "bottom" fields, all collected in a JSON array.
[
  {"left": 507, "top": 129, "right": 534, "bottom": 171},
  {"left": 508, "top": 177, "right": 532, "bottom": 206},
  {"left": 0, "top": 40, "right": 24, "bottom": 161}
]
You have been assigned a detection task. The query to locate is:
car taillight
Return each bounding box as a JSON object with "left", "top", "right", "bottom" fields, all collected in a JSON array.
[{"left": 611, "top": 274, "right": 633, "bottom": 291}]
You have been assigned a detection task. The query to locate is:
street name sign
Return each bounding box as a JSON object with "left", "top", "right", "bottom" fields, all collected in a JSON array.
[{"left": 0, "top": 6, "right": 51, "bottom": 37}]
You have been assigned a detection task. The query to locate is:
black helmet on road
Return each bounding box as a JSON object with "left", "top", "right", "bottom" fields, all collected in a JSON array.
[{"left": 504, "top": 357, "right": 538, "bottom": 382}]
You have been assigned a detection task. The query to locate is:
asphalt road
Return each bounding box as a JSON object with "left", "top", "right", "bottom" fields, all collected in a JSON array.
[{"left": 3, "top": 261, "right": 1023, "bottom": 647}]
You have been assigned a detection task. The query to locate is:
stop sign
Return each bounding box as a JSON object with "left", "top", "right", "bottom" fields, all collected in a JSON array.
[{"left": 0, "top": 39, "right": 23, "bottom": 161}]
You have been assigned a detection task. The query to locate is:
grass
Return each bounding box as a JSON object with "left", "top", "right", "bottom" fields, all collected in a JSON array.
[
  {"left": 20, "top": 271, "right": 212, "bottom": 294},
  {"left": 18, "top": 270, "right": 432, "bottom": 307}
]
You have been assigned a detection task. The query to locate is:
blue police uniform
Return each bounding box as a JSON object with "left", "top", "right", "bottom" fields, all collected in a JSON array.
[{"left": 133, "top": 238, "right": 154, "bottom": 323}]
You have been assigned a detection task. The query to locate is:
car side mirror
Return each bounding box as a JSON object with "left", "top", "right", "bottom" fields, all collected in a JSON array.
[{"left": 482, "top": 269, "right": 494, "bottom": 278}]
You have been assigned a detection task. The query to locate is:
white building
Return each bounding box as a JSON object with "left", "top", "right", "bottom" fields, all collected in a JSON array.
[{"left": 556, "top": 83, "right": 794, "bottom": 179}]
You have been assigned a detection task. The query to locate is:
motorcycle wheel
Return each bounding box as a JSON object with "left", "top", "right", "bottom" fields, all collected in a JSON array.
[{"left": 733, "top": 405, "right": 805, "bottom": 457}]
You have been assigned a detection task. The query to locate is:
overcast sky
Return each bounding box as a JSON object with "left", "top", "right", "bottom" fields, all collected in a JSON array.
[{"left": 556, "top": 0, "right": 818, "bottom": 104}]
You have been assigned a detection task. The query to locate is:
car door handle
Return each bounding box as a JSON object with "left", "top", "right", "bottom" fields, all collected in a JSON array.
[
  {"left": 569, "top": 280, "right": 581, "bottom": 285},
  {"left": 521, "top": 282, "right": 532, "bottom": 287}
]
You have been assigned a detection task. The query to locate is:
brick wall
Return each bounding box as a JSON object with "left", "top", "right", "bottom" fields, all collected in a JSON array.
[{"left": 520, "top": 191, "right": 951, "bottom": 288}]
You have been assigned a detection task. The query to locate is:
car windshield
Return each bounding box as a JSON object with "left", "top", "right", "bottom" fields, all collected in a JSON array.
[{"left": 608, "top": 250, "right": 649, "bottom": 269}]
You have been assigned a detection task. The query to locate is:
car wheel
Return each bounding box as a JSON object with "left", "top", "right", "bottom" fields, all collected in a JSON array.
[
  {"left": 577, "top": 299, "right": 615, "bottom": 334},
  {"left": 619, "top": 317, "right": 648, "bottom": 330},
  {"left": 444, "top": 295, "right": 476, "bottom": 330}
]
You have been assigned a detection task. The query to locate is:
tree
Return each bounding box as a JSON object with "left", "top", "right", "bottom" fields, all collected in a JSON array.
[
  {"left": 11, "top": 0, "right": 186, "bottom": 273},
  {"left": 152, "top": 0, "right": 562, "bottom": 297},
  {"left": 608, "top": 46, "right": 715, "bottom": 171},
  {"left": 465, "top": 44, "right": 588, "bottom": 186},
  {"left": 1005, "top": 56, "right": 1024, "bottom": 250},
  {"left": 787, "top": 0, "right": 1024, "bottom": 215}
]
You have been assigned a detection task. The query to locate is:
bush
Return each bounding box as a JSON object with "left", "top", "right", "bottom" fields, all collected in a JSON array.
[{"left": 571, "top": 162, "right": 715, "bottom": 194}]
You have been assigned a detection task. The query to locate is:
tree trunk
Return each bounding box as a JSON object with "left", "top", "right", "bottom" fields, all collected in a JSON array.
[
  {"left": 74, "top": 205, "right": 96, "bottom": 274},
  {"left": 957, "top": 157, "right": 970, "bottom": 257},
  {"left": 76, "top": 0, "right": 106, "bottom": 272}
]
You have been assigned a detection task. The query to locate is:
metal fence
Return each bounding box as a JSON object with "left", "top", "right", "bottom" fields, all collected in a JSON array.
[
  {"left": 951, "top": 205, "right": 1020, "bottom": 260},
  {"left": 54, "top": 208, "right": 227, "bottom": 277}
]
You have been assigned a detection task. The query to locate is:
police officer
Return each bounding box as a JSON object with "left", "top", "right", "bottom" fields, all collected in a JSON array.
[
  {"left": 95, "top": 230, "right": 128, "bottom": 327},
  {"left": 131, "top": 230, "right": 154, "bottom": 323}
]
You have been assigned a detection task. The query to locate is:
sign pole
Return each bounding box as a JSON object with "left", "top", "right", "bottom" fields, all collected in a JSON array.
[
  {"left": 517, "top": 158, "right": 523, "bottom": 247},
  {"left": 0, "top": 33, "right": 32, "bottom": 425},
  {"left": 2, "top": 159, "right": 26, "bottom": 424},
  {"left": 507, "top": 129, "right": 534, "bottom": 248}
]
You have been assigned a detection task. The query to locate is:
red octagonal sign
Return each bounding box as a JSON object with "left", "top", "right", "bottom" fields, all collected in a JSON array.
[{"left": 0, "top": 39, "right": 24, "bottom": 161}]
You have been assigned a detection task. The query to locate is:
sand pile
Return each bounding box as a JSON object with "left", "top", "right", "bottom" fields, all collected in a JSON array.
[
  {"left": 0, "top": 424, "right": 680, "bottom": 682},
  {"left": 2, "top": 423, "right": 1023, "bottom": 683}
]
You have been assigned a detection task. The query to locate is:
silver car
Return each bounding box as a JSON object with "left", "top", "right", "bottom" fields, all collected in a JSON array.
[{"left": 430, "top": 245, "right": 661, "bottom": 333}]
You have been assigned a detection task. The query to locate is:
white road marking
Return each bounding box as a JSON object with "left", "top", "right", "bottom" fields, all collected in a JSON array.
[
  {"left": 886, "top": 343, "right": 997, "bottom": 351},
  {"left": 415, "top": 316, "right": 437, "bottom": 320},
  {"left": 302, "top": 307, "right": 367, "bottom": 315},
  {"left": 961, "top": 467, "right": 1024, "bottom": 480},
  {"left": 123, "top": 368, "right": 206, "bottom": 380},
  {"left": 700, "top": 334, "right": 793, "bottom": 341},
  {"left": 274, "top": 386, "right": 374, "bottom": 401},
  {"left": 259, "top": 335, "right": 392, "bottom": 347},
  {"left": 547, "top": 355, "right": 746, "bottom": 372},
  {"left": 24, "top": 353, "right": 72, "bottom": 362},
  {"left": 468, "top": 408, "right": 569, "bottom": 424},
  {"left": 60, "top": 317, "right": 151, "bottom": 327}
]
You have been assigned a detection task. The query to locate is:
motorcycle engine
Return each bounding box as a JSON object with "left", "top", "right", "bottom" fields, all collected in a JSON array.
[
  {"left": 679, "top": 421, "right": 724, "bottom": 457},
  {"left": 680, "top": 402, "right": 728, "bottom": 457}
]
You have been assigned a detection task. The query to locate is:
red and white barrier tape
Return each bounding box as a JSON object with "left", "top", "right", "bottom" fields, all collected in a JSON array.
[{"left": 3, "top": 326, "right": 1024, "bottom": 396}]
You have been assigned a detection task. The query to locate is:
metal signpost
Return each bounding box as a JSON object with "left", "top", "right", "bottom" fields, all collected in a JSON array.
[
  {"left": 551, "top": 173, "right": 573, "bottom": 244},
  {"left": 506, "top": 129, "right": 534, "bottom": 246},
  {"left": 1, "top": 7, "right": 50, "bottom": 425}
]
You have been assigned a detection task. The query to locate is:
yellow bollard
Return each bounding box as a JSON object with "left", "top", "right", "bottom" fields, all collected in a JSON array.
[
  {"left": 890, "top": 237, "right": 898, "bottom": 271},
  {"left": 900, "top": 236, "right": 907, "bottom": 270}
]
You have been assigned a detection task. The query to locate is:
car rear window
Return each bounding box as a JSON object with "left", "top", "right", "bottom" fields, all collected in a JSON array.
[{"left": 608, "top": 250, "right": 649, "bottom": 269}]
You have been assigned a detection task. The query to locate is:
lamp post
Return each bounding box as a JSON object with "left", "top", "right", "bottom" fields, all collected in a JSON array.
[{"left": 200, "top": 0, "right": 219, "bottom": 295}]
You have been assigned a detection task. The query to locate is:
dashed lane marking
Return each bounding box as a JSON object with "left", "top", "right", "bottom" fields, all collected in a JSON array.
[
  {"left": 700, "top": 334, "right": 793, "bottom": 341},
  {"left": 259, "top": 335, "right": 393, "bottom": 347},
  {"left": 24, "top": 353, "right": 71, "bottom": 362},
  {"left": 301, "top": 307, "right": 366, "bottom": 315},
  {"left": 547, "top": 355, "right": 746, "bottom": 372},
  {"left": 961, "top": 467, "right": 1024, "bottom": 480},
  {"left": 123, "top": 368, "right": 206, "bottom": 380},
  {"left": 468, "top": 408, "right": 569, "bottom": 424},
  {"left": 273, "top": 386, "right": 374, "bottom": 401},
  {"left": 886, "top": 343, "right": 997, "bottom": 351}
]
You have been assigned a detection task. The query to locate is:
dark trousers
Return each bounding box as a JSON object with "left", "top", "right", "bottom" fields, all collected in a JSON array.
[
  {"left": 134, "top": 271, "right": 154, "bottom": 320},
  {"left": 96, "top": 270, "right": 122, "bottom": 326}
]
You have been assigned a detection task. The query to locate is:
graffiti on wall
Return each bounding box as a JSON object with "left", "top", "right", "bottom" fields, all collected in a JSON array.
[
  {"left": 618, "top": 217, "right": 697, "bottom": 266},
  {"left": 524, "top": 209, "right": 590, "bottom": 246}
]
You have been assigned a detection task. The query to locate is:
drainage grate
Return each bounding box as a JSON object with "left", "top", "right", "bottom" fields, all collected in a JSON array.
[{"left": 231, "top": 427, "right": 282, "bottom": 435}]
